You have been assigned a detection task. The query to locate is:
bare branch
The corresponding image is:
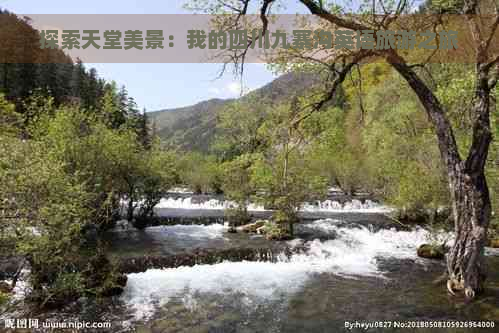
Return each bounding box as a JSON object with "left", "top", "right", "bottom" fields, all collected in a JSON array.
[
  {"left": 299, "top": 0, "right": 372, "bottom": 31},
  {"left": 290, "top": 50, "right": 374, "bottom": 128}
]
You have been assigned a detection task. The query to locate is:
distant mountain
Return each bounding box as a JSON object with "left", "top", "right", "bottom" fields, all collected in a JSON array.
[
  {"left": 149, "top": 98, "right": 229, "bottom": 150},
  {"left": 149, "top": 72, "right": 325, "bottom": 151}
]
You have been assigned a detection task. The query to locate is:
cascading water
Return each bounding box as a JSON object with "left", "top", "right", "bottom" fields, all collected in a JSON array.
[
  {"left": 301, "top": 199, "right": 391, "bottom": 213},
  {"left": 121, "top": 219, "right": 451, "bottom": 321},
  {"left": 4, "top": 217, "right": 498, "bottom": 332},
  {"left": 155, "top": 197, "right": 392, "bottom": 213}
]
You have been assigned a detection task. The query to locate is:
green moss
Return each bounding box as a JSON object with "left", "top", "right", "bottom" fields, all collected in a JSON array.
[
  {"left": 0, "top": 291, "right": 10, "bottom": 307},
  {"left": 417, "top": 244, "right": 445, "bottom": 260}
]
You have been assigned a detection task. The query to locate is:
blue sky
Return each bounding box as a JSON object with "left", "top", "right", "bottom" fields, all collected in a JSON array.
[{"left": 1, "top": 0, "right": 307, "bottom": 111}]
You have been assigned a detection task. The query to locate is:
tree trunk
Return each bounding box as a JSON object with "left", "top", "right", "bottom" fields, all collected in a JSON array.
[
  {"left": 127, "top": 197, "right": 136, "bottom": 222},
  {"left": 446, "top": 73, "right": 493, "bottom": 297},
  {"left": 390, "top": 56, "right": 493, "bottom": 299},
  {"left": 446, "top": 167, "right": 491, "bottom": 298}
]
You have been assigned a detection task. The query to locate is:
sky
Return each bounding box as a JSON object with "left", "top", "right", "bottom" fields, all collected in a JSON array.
[{"left": 1, "top": 0, "right": 307, "bottom": 111}]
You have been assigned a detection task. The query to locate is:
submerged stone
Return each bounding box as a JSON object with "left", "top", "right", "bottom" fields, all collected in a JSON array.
[{"left": 117, "top": 246, "right": 302, "bottom": 274}]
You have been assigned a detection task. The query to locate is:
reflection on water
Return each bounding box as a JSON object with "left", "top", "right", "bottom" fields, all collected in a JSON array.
[{"left": 103, "top": 223, "right": 287, "bottom": 257}]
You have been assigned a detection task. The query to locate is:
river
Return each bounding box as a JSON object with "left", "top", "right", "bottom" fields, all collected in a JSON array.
[{"left": 2, "top": 195, "right": 499, "bottom": 332}]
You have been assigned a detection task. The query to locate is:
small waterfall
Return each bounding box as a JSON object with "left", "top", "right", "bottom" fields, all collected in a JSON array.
[
  {"left": 156, "top": 197, "right": 266, "bottom": 211},
  {"left": 118, "top": 247, "right": 288, "bottom": 274},
  {"left": 155, "top": 197, "right": 391, "bottom": 213},
  {"left": 301, "top": 199, "right": 392, "bottom": 212},
  {"left": 121, "top": 219, "right": 450, "bottom": 321}
]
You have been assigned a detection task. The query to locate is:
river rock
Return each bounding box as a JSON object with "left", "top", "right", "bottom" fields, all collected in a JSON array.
[
  {"left": 256, "top": 226, "right": 267, "bottom": 235},
  {"left": 99, "top": 272, "right": 128, "bottom": 297},
  {"left": 417, "top": 244, "right": 445, "bottom": 260},
  {"left": 238, "top": 220, "right": 267, "bottom": 233},
  {"left": 116, "top": 219, "right": 133, "bottom": 230},
  {"left": 0, "top": 281, "right": 12, "bottom": 293},
  {"left": 0, "top": 256, "right": 24, "bottom": 280}
]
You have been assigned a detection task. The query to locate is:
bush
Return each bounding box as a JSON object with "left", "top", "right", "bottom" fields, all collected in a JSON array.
[
  {"left": 262, "top": 220, "right": 292, "bottom": 241},
  {"left": 1, "top": 103, "right": 131, "bottom": 308},
  {"left": 225, "top": 207, "right": 252, "bottom": 227}
]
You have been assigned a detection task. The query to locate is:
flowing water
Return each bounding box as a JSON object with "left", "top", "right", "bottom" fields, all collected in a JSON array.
[
  {"left": 154, "top": 195, "right": 391, "bottom": 213},
  {"left": 3, "top": 198, "right": 499, "bottom": 333},
  {"left": 105, "top": 210, "right": 499, "bottom": 333},
  {"left": 150, "top": 195, "right": 393, "bottom": 226}
]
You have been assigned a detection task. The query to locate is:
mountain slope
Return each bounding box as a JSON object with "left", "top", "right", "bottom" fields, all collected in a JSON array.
[{"left": 149, "top": 72, "right": 324, "bottom": 151}]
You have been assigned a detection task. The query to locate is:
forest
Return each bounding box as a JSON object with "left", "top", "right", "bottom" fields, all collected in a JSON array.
[{"left": 1, "top": 0, "right": 499, "bottom": 332}]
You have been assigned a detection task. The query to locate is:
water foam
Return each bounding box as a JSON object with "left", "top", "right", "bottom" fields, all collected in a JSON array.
[
  {"left": 155, "top": 197, "right": 266, "bottom": 211},
  {"left": 168, "top": 187, "right": 195, "bottom": 194},
  {"left": 122, "top": 219, "right": 447, "bottom": 320},
  {"left": 146, "top": 223, "right": 228, "bottom": 240},
  {"left": 301, "top": 199, "right": 392, "bottom": 213},
  {"left": 155, "top": 197, "right": 391, "bottom": 213}
]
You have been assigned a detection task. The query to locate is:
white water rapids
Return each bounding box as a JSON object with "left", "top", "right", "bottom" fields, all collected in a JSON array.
[{"left": 122, "top": 219, "right": 450, "bottom": 321}]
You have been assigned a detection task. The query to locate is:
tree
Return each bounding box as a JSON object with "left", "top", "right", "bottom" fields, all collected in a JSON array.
[
  {"left": 133, "top": 145, "right": 178, "bottom": 228},
  {"left": 250, "top": 101, "right": 328, "bottom": 237},
  {"left": 100, "top": 82, "right": 126, "bottom": 129},
  {"left": 177, "top": 152, "right": 223, "bottom": 194},
  {"left": 193, "top": 0, "right": 499, "bottom": 298},
  {"left": 221, "top": 154, "right": 256, "bottom": 226},
  {"left": 214, "top": 97, "right": 269, "bottom": 159},
  {"left": 136, "top": 109, "right": 152, "bottom": 149},
  {"left": 0, "top": 93, "right": 22, "bottom": 136},
  {"left": 0, "top": 111, "right": 126, "bottom": 307}
]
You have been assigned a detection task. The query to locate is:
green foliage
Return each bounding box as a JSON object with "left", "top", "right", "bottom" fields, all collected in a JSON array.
[
  {"left": 360, "top": 75, "right": 449, "bottom": 210},
  {"left": 221, "top": 154, "right": 256, "bottom": 225},
  {"left": 100, "top": 82, "right": 125, "bottom": 129},
  {"left": 133, "top": 145, "right": 178, "bottom": 228},
  {"left": 248, "top": 102, "right": 329, "bottom": 235},
  {"left": 31, "top": 107, "right": 120, "bottom": 227},
  {"left": 0, "top": 291, "right": 9, "bottom": 307},
  {"left": 214, "top": 98, "right": 269, "bottom": 158},
  {"left": 260, "top": 220, "right": 292, "bottom": 241},
  {"left": 303, "top": 65, "right": 450, "bottom": 211},
  {"left": 0, "top": 93, "right": 22, "bottom": 136},
  {"left": 22, "top": 89, "right": 56, "bottom": 130},
  {"left": 215, "top": 95, "right": 331, "bottom": 234},
  {"left": 30, "top": 106, "right": 177, "bottom": 229},
  {"left": 308, "top": 105, "right": 371, "bottom": 194},
  {"left": 177, "top": 152, "right": 223, "bottom": 194},
  {"left": 421, "top": 0, "right": 465, "bottom": 13},
  {"left": 0, "top": 14, "right": 158, "bottom": 307},
  {"left": 251, "top": 149, "right": 328, "bottom": 234},
  {"left": 0, "top": 89, "right": 161, "bottom": 307},
  {"left": 0, "top": 130, "right": 93, "bottom": 306}
]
